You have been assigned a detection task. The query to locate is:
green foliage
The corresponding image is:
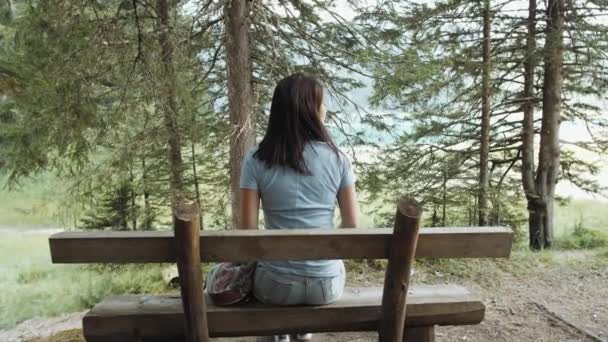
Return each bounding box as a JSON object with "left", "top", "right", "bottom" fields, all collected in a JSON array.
[
  {"left": 0, "top": 0, "right": 375, "bottom": 228},
  {"left": 75, "top": 264, "right": 167, "bottom": 308},
  {"left": 351, "top": 0, "right": 608, "bottom": 245},
  {"left": 0, "top": 172, "right": 67, "bottom": 226},
  {"left": 0, "top": 0, "right": 236, "bottom": 227},
  {"left": 0, "top": 232, "right": 168, "bottom": 329},
  {"left": 555, "top": 221, "right": 608, "bottom": 250},
  {"left": 16, "top": 266, "right": 51, "bottom": 284},
  {"left": 80, "top": 181, "right": 138, "bottom": 230},
  {"left": 0, "top": 0, "right": 605, "bottom": 237}
]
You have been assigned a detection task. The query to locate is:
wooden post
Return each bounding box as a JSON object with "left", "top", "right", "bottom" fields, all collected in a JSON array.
[
  {"left": 379, "top": 197, "right": 422, "bottom": 342},
  {"left": 174, "top": 201, "right": 210, "bottom": 342}
]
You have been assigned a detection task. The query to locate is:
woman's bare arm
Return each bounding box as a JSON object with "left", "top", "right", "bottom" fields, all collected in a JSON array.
[
  {"left": 239, "top": 189, "right": 260, "bottom": 229},
  {"left": 338, "top": 185, "right": 359, "bottom": 228}
]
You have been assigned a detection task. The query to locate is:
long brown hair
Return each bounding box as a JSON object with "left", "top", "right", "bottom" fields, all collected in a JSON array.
[{"left": 254, "top": 73, "right": 339, "bottom": 174}]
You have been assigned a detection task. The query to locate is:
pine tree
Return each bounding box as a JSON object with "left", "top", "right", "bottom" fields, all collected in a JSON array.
[
  {"left": 224, "top": 0, "right": 255, "bottom": 229},
  {"left": 352, "top": 0, "right": 607, "bottom": 241},
  {"left": 80, "top": 180, "right": 138, "bottom": 231}
]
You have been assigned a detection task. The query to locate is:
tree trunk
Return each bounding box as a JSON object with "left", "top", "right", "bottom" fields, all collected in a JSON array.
[
  {"left": 156, "top": 0, "right": 184, "bottom": 204},
  {"left": 494, "top": 157, "right": 517, "bottom": 226},
  {"left": 442, "top": 166, "right": 447, "bottom": 226},
  {"left": 478, "top": 0, "right": 492, "bottom": 226},
  {"left": 142, "top": 156, "right": 152, "bottom": 230},
  {"left": 521, "top": 0, "right": 551, "bottom": 249},
  {"left": 5, "top": 0, "right": 13, "bottom": 21},
  {"left": 531, "top": 0, "right": 563, "bottom": 249},
  {"left": 191, "top": 140, "right": 203, "bottom": 229},
  {"left": 522, "top": 0, "right": 541, "bottom": 248},
  {"left": 468, "top": 194, "right": 473, "bottom": 226},
  {"left": 130, "top": 162, "right": 136, "bottom": 230},
  {"left": 431, "top": 204, "right": 439, "bottom": 227},
  {"left": 224, "top": 0, "right": 255, "bottom": 230},
  {"left": 528, "top": 197, "right": 546, "bottom": 249}
]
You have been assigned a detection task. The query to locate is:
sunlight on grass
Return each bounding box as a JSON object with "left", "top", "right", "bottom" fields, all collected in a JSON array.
[
  {"left": 26, "top": 329, "right": 84, "bottom": 342},
  {"left": 555, "top": 199, "right": 608, "bottom": 236},
  {"left": 0, "top": 233, "right": 168, "bottom": 329},
  {"left": 0, "top": 173, "right": 65, "bottom": 227}
]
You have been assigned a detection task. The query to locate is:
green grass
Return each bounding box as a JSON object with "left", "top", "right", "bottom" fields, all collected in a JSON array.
[
  {"left": 0, "top": 232, "right": 168, "bottom": 329},
  {"left": 26, "top": 329, "right": 84, "bottom": 342},
  {"left": 555, "top": 224, "right": 608, "bottom": 250},
  {"left": 0, "top": 173, "right": 66, "bottom": 227},
  {"left": 553, "top": 199, "right": 608, "bottom": 250},
  {"left": 555, "top": 199, "right": 608, "bottom": 236}
]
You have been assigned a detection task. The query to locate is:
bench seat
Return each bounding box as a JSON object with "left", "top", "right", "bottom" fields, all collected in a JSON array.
[{"left": 83, "top": 284, "right": 484, "bottom": 341}]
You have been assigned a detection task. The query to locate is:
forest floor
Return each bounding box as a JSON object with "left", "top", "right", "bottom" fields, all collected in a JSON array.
[{"left": 2, "top": 249, "right": 607, "bottom": 342}]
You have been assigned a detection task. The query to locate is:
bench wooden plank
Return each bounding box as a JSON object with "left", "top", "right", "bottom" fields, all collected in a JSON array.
[
  {"left": 50, "top": 227, "right": 512, "bottom": 263},
  {"left": 82, "top": 285, "right": 484, "bottom": 341}
]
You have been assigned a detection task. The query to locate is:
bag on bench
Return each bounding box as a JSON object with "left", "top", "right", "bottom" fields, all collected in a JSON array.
[{"left": 205, "top": 262, "right": 256, "bottom": 306}]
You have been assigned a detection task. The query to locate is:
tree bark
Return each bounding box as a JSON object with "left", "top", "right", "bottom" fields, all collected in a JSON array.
[
  {"left": 478, "top": 0, "right": 492, "bottom": 226},
  {"left": 537, "top": 0, "right": 564, "bottom": 249},
  {"left": 442, "top": 165, "right": 447, "bottom": 226},
  {"left": 522, "top": 0, "right": 540, "bottom": 248},
  {"left": 191, "top": 140, "right": 203, "bottom": 229},
  {"left": 130, "top": 162, "right": 136, "bottom": 230},
  {"left": 142, "top": 156, "right": 152, "bottom": 230},
  {"left": 5, "top": 0, "right": 13, "bottom": 21},
  {"left": 156, "top": 0, "right": 184, "bottom": 204},
  {"left": 527, "top": 0, "right": 563, "bottom": 249},
  {"left": 468, "top": 194, "right": 473, "bottom": 226},
  {"left": 224, "top": 0, "right": 255, "bottom": 229}
]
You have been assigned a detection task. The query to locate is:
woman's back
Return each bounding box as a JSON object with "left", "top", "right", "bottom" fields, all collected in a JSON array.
[
  {"left": 238, "top": 73, "right": 358, "bottom": 320},
  {"left": 240, "top": 141, "right": 354, "bottom": 278}
]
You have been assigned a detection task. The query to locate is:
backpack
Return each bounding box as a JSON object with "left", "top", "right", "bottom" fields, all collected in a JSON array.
[{"left": 205, "top": 262, "right": 256, "bottom": 306}]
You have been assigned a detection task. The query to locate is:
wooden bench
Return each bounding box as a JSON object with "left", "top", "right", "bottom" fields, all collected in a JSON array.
[{"left": 49, "top": 198, "right": 513, "bottom": 341}]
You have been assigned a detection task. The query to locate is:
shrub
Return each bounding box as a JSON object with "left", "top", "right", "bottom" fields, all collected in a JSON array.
[
  {"left": 556, "top": 220, "right": 608, "bottom": 250},
  {"left": 17, "top": 266, "right": 51, "bottom": 284}
]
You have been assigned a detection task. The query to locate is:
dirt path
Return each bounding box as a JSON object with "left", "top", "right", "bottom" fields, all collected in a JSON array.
[
  {"left": 439, "top": 264, "right": 608, "bottom": 342},
  {"left": 304, "top": 259, "right": 608, "bottom": 342},
  {"left": 0, "top": 312, "right": 84, "bottom": 342},
  {"left": 2, "top": 253, "right": 607, "bottom": 342}
]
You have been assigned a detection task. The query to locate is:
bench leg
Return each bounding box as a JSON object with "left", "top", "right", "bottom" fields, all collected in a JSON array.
[{"left": 403, "top": 326, "right": 435, "bottom": 342}]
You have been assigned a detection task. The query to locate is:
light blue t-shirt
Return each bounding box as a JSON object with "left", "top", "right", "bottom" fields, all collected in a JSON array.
[{"left": 239, "top": 141, "right": 355, "bottom": 277}]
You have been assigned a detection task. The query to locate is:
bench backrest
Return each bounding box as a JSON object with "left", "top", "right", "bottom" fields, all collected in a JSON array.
[
  {"left": 48, "top": 198, "right": 513, "bottom": 342},
  {"left": 49, "top": 226, "right": 512, "bottom": 263}
]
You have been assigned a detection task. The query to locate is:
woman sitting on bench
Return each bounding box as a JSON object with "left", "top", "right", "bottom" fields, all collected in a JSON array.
[{"left": 239, "top": 73, "right": 359, "bottom": 342}]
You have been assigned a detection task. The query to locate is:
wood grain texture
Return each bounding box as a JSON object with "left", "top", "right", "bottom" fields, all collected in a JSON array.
[
  {"left": 380, "top": 198, "right": 422, "bottom": 342},
  {"left": 173, "top": 203, "right": 209, "bottom": 342},
  {"left": 404, "top": 326, "right": 435, "bottom": 342},
  {"left": 49, "top": 227, "right": 512, "bottom": 263},
  {"left": 82, "top": 285, "right": 484, "bottom": 341}
]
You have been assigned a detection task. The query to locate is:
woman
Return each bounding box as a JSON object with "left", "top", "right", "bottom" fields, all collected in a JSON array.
[{"left": 239, "top": 73, "right": 359, "bottom": 342}]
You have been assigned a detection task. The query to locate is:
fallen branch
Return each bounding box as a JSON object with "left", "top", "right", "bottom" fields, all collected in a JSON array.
[{"left": 532, "top": 302, "right": 606, "bottom": 342}]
